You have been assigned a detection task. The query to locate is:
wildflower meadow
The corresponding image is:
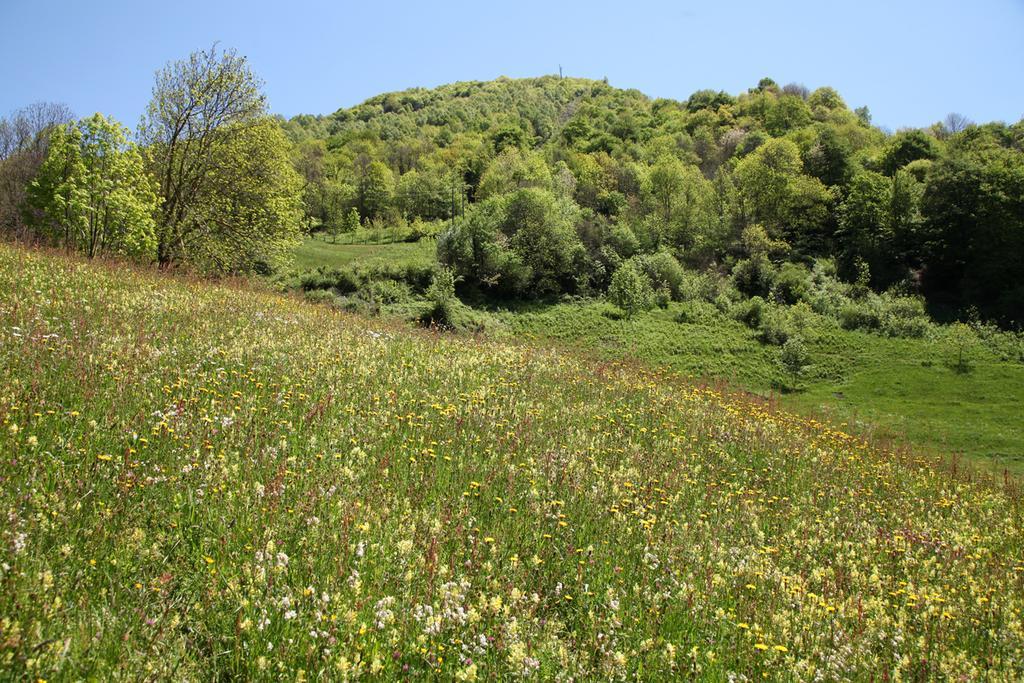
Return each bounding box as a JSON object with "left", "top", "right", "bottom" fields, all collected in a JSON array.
[{"left": 1, "top": 244, "right": 1022, "bottom": 680}]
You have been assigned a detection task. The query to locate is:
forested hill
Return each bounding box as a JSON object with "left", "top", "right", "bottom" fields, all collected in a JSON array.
[
  {"left": 290, "top": 76, "right": 632, "bottom": 145},
  {"left": 282, "top": 75, "right": 1024, "bottom": 323}
]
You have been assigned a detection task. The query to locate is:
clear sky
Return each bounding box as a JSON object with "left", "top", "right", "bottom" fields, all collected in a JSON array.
[{"left": 1, "top": 0, "right": 1022, "bottom": 131}]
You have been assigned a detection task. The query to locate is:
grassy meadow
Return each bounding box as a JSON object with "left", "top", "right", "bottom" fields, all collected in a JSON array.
[
  {"left": 2, "top": 243, "right": 1024, "bottom": 680},
  {"left": 292, "top": 237, "right": 436, "bottom": 272},
  {"left": 289, "top": 236, "right": 1024, "bottom": 474},
  {"left": 487, "top": 301, "right": 1024, "bottom": 474}
]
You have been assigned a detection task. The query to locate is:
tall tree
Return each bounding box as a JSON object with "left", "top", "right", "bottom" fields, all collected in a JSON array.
[
  {"left": 178, "top": 117, "right": 304, "bottom": 273},
  {"left": 139, "top": 44, "right": 270, "bottom": 267},
  {"left": 28, "top": 114, "right": 157, "bottom": 258}
]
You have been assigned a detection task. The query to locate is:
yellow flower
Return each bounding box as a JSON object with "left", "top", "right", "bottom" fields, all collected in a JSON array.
[{"left": 754, "top": 643, "right": 769, "bottom": 650}]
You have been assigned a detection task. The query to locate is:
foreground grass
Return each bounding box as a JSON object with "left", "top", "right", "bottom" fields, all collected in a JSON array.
[
  {"left": 2, "top": 245, "right": 1023, "bottom": 680},
  {"left": 487, "top": 301, "right": 1024, "bottom": 473}
]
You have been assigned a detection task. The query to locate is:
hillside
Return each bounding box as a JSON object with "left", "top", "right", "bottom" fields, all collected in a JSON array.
[
  {"left": 276, "top": 76, "right": 1024, "bottom": 472},
  {"left": 2, "top": 244, "right": 1023, "bottom": 679}
]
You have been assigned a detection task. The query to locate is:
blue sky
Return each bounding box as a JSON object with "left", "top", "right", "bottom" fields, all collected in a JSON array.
[{"left": 1, "top": 0, "right": 1022, "bottom": 130}]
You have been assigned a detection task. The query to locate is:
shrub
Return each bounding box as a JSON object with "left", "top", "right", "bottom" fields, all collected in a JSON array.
[
  {"left": 945, "top": 322, "right": 978, "bottom": 374},
  {"left": 608, "top": 261, "right": 655, "bottom": 317},
  {"left": 634, "top": 251, "right": 685, "bottom": 300},
  {"left": 606, "top": 223, "right": 640, "bottom": 258},
  {"left": 420, "top": 268, "right": 459, "bottom": 328},
  {"left": 733, "top": 296, "right": 765, "bottom": 329},
  {"left": 772, "top": 262, "right": 810, "bottom": 305},
  {"left": 361, "top": 279, "right": 412, "bottom": 305},
  {"left": 303, "top": 289, "right": 339, "bottom": 306},
  {"left": 352, "top": 259, "right": 435, "bottom": 292},
  {"left": 732, "top": 255, "right": 775, "bottom": 298},
  {"left": 779, "top": 336, "right": 811, "bottom": 388},
  {"left": 299, "top": 267, "right": 359, "bottom": 293},
  {"left": 678, "top": 268, "right": 721, "bottom": 303},
  {"left": 653, "top": 284, "right": 671, "bottom": 309},
  {"left": 879, "top": 295, "right": 931, "bottom": 338},
  {"left": 839, "top": 299, "right": 882, "bottom": 331},
  {"left": 758, "top": 305, "right": 794, "bottom": 346}
]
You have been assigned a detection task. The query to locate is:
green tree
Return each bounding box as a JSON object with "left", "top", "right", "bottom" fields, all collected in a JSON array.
[
  {"left": 504, "top": 187, "right": 582, "bottom": 296},
  {"left": 181, "top": 117, "right": 304, "bottom": 273},
  {"left": 477, "top": 148, "right": 552, "bottom": 200},
  {"left": 356, "top": 159, "right": 394, "bottom": 222},
  {"left": 395, "top": 168, "right": 449, "bottom": 220},
  {"left": 779, "top": 336, "right": 811, "bottom": 388},
  {"left": 735, "top": 138, "right": 802, "bottom": 233},
  {"left": 765, "top": 94, "right": 812, "bottom": 136},
  {"left": 945, "top": 323, "right": 977, "bottom": 374},
  {"left": 881, "top": 130, "right": 939, "bottom": 175},
  {"left": 29, "top": 114, "right": 157, "bottom": 259},
  {"left": 837, "top": 171, "right": 899, "bottom": 287},
  {"left": 140, "top": 45, "right": 269, "bottom": 268},
  {"left": 919, "top": 148, "right": 1024, "bottom": 322},
  {"left": 608, "top": 260, "right": 655, "bottom": 317},
  {"left": 802, "top": 126, "right": 853, "bottom": 187}
]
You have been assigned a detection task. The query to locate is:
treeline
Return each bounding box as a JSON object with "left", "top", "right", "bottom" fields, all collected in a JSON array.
[
  {"left": 0, "top": 46, "right": 303, "bottom": 273},
  {"left": 284, "top": 76, "right": 1024, "bottom": 324},
  {"left": 3, "top": 64, "right": 1022, "bottom": 324}
]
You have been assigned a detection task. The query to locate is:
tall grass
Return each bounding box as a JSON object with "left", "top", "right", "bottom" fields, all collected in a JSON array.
[{"left": 1, "top": 244, "right": 1022, "bottom": 680}]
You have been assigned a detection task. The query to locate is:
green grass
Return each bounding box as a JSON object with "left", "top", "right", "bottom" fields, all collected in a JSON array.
[
  {"left": 3, "top": 244, "right": 1023, "bottom": 679},
  {"left": 288, "top": 235, "right": 1024, "bottom": 473},
  {"left": 291, "top": 236, "right": 436, "bottom": 271},
  {"left": 486, "top": 300, "right": 1024, "bottom": 473}
]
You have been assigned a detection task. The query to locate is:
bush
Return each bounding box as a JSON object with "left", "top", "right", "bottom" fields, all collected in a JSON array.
[
  {"left": 608, "top": 261, "right": 655, "bottom": 317},
  {"left": 674, "top": 301, "right": 717, "bottom": 325},
  {"left": 733, "top": 296, "right": 766, "bottom": 328},
  {"left": 758, "top": 305, "right": 794, "bottom": 346},
  {"left": 653, "top": 285, "right": 671, "bottom": 309},
  {"left": 299, "top": 267, "right": 359, "bottom": 294},
  {"left": 779, "top": 336, "right": 811, "bottom": 388},
  {"left": 361, "top": 279, "right": 412, "bottom": 305},
  {"left": 420, "top": 268, "right": 459, "bottom": 328},
  {"left": 606, "top": 223, "right": 640, "bottom": 258},
  {"left": 772, "top": 262, "right": 810, "bottom": 305},
  {"left": 807, "top": 259, "right": 850, "bottom": 317},
  {"left": 303, "top": 289, "right": 339, "bottom": 306},
  {"left": 352, "top": 259, "right": 435, "bottom": 292},
  {"left": 879, "top": 295, "right": 931, "bottom": 338},
  {"left": 945, "top": 322, "right": 978, "bottom": 374},
  {"left": 678, "top": 268, "right": 722, "bottom": 303},
  {"left": 787, "top": 301, "right": 816, "bottom": 339},
  {"left": 634, "top": 251, "right": 685, "bottom": 300},
  {"left": 839, "top": 299, "right": 882, "bottom": 331},
  {"left": 732, "top": 255, "right": 775, "bottom": 298}
]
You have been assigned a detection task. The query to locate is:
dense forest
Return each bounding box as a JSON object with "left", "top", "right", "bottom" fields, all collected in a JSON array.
[
  {"left": 1, "top": 49, "right": 1022, "bottom": 326},
  {"left": 281, "top": 75, "right": 1024, "bottom": 325}
]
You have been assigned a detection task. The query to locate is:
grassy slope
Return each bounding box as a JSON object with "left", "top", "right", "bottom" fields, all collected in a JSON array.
[
  {"left": 292, "top": 239, "right": 1024, "bottom": 472},
  {"left": 489, "top": 305, "right": 1024, "bottom": 475},
  {"left": 2, "top": 244, "right": 1023, "bottom": 680},
  {"left": 489, "top": 301, "right": 1024, "bottom": 473}
]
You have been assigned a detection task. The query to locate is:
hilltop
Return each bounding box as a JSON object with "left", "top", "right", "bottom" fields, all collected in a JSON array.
[
  {"left": 286, "top": 76, "right": 647, "bottom": 146},
  {"left": 1, "top": 244, "right": 1022, "bottom": 679}
]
